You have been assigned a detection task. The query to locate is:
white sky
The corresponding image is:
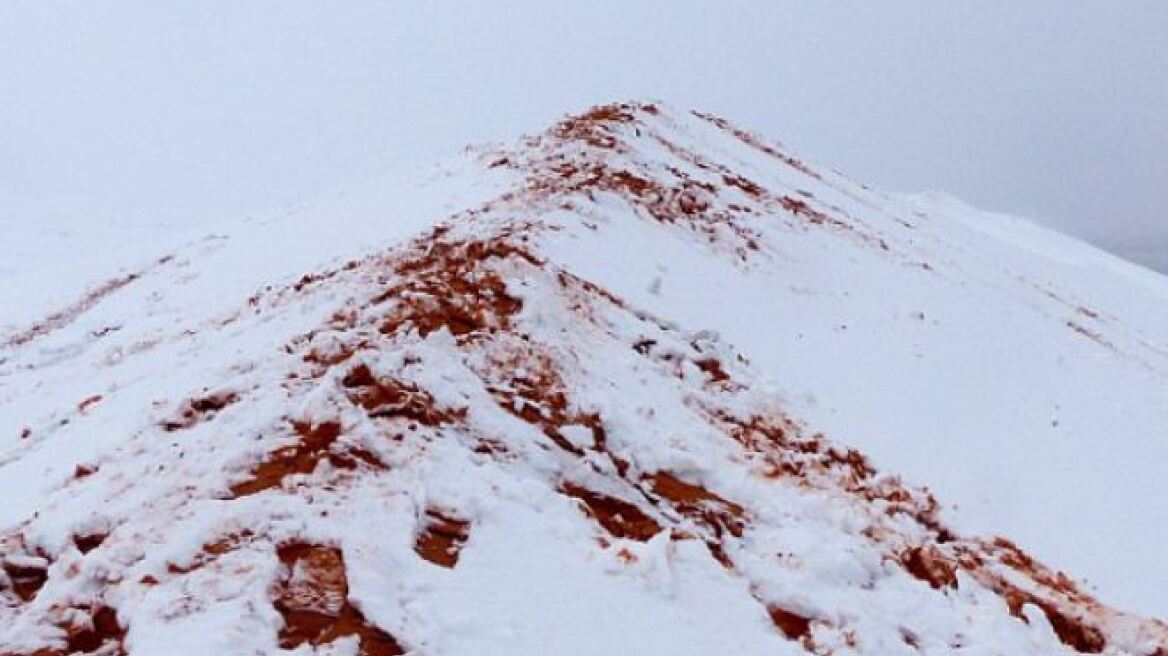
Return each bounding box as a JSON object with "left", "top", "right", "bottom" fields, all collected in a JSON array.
[{"left": 1, "top": 2, "right": 1166, "bottom": 270}]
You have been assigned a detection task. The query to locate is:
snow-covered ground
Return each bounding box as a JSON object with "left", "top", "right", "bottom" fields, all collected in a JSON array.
[
  {"left": 1, "top": 102, "right": 1165, "bottom": 654},
  {"left": 535, "top": 115, "right": 1168, "bottom": 617}
]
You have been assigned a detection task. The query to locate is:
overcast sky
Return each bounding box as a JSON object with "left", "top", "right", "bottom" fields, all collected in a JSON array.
[{"left": 2, "top": 2, "right": 1165, "bottom": 272}]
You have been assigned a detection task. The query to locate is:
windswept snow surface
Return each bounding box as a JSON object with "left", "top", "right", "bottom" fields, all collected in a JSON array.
[{"left": 1, "top": 102, "right": 1166, "bottom": 655}]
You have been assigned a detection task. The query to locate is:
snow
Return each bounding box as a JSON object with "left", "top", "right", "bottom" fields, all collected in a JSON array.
[
  {"left": 535, "top": 108, "right": 1168, "bottom": 617},
  {"left": 1, "top": 101, "right": 1165, "bottom": 655}
]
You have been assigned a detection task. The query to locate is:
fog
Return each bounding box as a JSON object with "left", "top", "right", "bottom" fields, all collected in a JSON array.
[{"left": 2, "top": 2, "right": 1165, "bottom": 271}]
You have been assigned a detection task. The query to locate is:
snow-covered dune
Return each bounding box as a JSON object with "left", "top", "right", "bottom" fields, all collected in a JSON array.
[{"left": 1, "top": 102, "right": 1165, "bottom": 655}]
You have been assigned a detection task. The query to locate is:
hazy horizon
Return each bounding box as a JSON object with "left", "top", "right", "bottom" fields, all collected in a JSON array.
[{"left": 3, "top": 2, "right": 1165, "bottom": 272}]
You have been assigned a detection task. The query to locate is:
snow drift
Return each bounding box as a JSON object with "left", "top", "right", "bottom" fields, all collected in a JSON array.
[{"left": 1, "top": 102, "right": 1166, "bottom": 655}]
